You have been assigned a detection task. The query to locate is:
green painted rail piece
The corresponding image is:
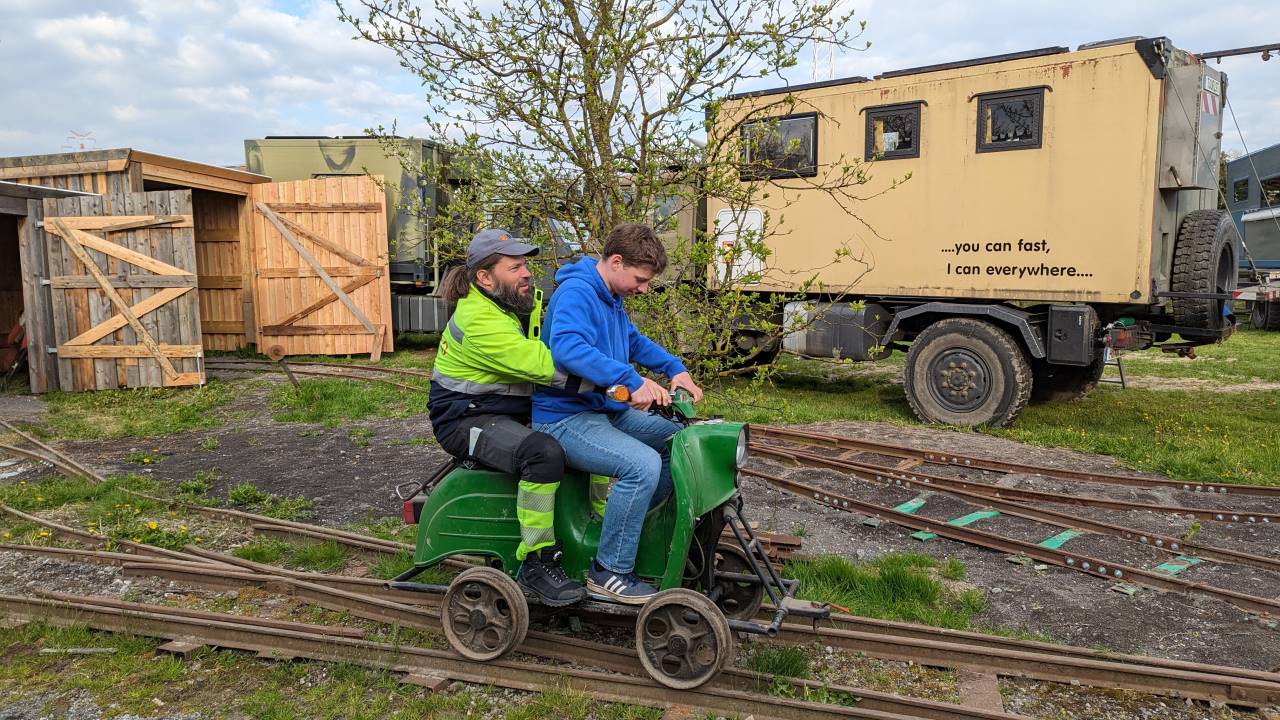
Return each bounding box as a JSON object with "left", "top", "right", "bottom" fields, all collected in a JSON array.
[
  {"left": 893, "top": 497, "right": 927, "bottom": 514},
  {"left": 1151, "top": 555, "right": 1202, "bottom": 576},
  {"left": 1038, "top": 529, "right": 1083, "bottom": 549},
  {"left": 912, "top": 510, "right": 1001, "bottom": 541}
]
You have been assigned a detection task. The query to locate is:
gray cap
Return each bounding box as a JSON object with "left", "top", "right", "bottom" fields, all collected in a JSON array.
[{"left": 467, "top": 228, "right": 539, "bottom": 268}]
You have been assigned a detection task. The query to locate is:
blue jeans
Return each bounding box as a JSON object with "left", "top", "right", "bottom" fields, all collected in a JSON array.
[{"left": 534, "top": 409, "right": 682, "bottom": 574}]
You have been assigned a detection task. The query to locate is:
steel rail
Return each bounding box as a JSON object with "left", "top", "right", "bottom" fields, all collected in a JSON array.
[
  {"left": 741, "top": 467, "right": 1280, "bottom": 617},
  {"left": 0, "top": 443, "right": 86, "bottom": 479},
  {"left": 9, "top": 543, "right": 1278, "bottom": 705},
  {"left": 0, "top": 594, "right": 983, "bottom": 720},
  {"left": 0, "top": 418, "right": 102, "bottom": 482},
  {"left": 749, "top": 424, "right": 1280, "bottom": 498},
  {"left": 124, "top": 551, "right": 1280, "bottom": 706},
  {"left": 0, "top": 504, "right": 235, "bottom": 565},
  {"left": 751, "top": 442, "right": 1280, "bottom": 524},
  {"left": 0, "top": 543, "right": 230, "bottom": 572},
  {"left": 205, "top": 357, "right": 433, "bottom": 379},
  {"left": 747, "top": 445, "right": 1280, "bottom": 575},
  {"left": 206, "top": 361, "right": 423, "bottom": 392}
]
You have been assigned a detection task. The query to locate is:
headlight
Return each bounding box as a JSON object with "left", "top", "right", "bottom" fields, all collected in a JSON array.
[{"left": 735, "top": 427, "right": 749, "bottom": 468}]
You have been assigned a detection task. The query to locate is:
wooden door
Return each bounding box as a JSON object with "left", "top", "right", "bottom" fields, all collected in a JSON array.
[
  {"left": 249, "top": 176, "right": 393, "bottom": 359},
  {"left": 42, "top": 190, "right": 204, "bottom": 390}
]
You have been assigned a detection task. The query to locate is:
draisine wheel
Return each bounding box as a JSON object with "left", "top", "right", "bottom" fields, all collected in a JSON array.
[
  {"left": 635, "top": 588, "right": 733, "bottom": 690},
  {"left": 441, "top": 566, "right": 529, "bottom": 661},
  {"left": 710, "top": 544, "right": 765, "bottom": 621}
]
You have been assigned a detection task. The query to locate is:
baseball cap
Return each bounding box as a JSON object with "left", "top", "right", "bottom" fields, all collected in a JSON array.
[{"left": 467, "top": 228, "right": 540, "bottom": 268}]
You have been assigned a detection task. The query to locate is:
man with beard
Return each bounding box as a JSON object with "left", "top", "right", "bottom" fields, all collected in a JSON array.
[{"left": 428, "top": 228, "right": 586, "bottom": 606}]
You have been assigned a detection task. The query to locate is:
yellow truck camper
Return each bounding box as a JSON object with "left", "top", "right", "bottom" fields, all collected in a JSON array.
[{"left": 710, "top": 37, "right": 1239, "bottom": 426}]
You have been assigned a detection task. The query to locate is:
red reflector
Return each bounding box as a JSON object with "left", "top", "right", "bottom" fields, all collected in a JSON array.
[{"left": 402, "top": 500, "right": 416, "bottom": 524}]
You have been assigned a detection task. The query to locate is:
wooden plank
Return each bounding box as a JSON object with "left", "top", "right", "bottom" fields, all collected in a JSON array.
[
  {"left": 75, "top": 195, "right": 115, "bottom": 390},
  {"left": 254, "top": 203, "right": 377, "bottom": 334},
  {"left": 259, "top": 324, "right": 373, "bottom": 336},
  {"left": 104, "top": 174, "right": 131, "bottom": 388},
  {"left": 57, "top": 344, "right": 203, "bottom": 359},
  {"left": 237, "top": 195, "right": 255, "bottom": 343},
  {"left": 162, "top": 371, "right": 203, "bottom": 387},
  {"left": 194, "top": 228, "right": 239, "bottom": 242},
  {"left": 138, "top": 163, "right": 252, "bottom": 196},
  {"left": 0, "top": 196, "right": 28, "bottom": 215},
  {"left": 129, "top": 150, "right": 268, "bottom": 185},
  {"left": 956, "top": 670, "right": 1005, "bottom": 712},
  {"left": 51, "top": 218, "right": 181, "bottom": 381},
  {"left": 44, "top": 225, "right": 189, "bottom": 277},
  {"left": 256, "top": 267, "right": 382, "bottom": 279},
  {"left": 50, "top": 275, "right": 196, "bottom": 289},
  {"left": 43, "top": 198, "right": 75, "bottom": 390},
  {"left": 264, "top": 202, "right": 381, "bottom": 212},
  {"left": 17, "top": 203, "right": 55, "bottom": 392},
  {"left": 266, "top": 273, "right": 380, "bottom": 330},
  {"left": 196, "top": 275, "right": 242, "bottom": 289},
  {"left": 168, "top": 190, "right": 201, "bottom": 379},
  {"left": 0, "top": 158, "right": 128, "bottom": 180},
  {"left": 267, "top": 212, "right": 373, "bottom": 267},
  {"left": 201, "top": 321, "right": 245, "bottom": 334},
  {"left": 369, "top": 324, "right": 386, "bottom": 362},
  {"left": 50, "top": 214, "right": 193, "bottom": 231}
]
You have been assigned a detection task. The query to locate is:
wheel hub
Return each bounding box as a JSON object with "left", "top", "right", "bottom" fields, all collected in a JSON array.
[
  {"left": 929, "top": 349, "right": 990, "bottom": 411},
  {"left": 668, "top": 634, "right": 689, "bottom": 655},
  {"left": 468, "top": 608, "right": 489, "bottom": 629}
]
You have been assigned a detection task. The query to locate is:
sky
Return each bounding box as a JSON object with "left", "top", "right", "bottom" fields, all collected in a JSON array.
[{"left": 1, "top": 0, "right": 1277, "bottom": 166}]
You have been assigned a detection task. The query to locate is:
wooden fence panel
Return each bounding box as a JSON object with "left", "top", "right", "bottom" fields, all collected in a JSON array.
[{"left": 250, "top": 176, "right": 392, "bottom": 357}]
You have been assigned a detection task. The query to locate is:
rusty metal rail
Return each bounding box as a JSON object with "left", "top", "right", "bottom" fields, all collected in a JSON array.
[
  {"left": 751, "top": 442, "right": 1280, "bottom": 524},
  {"left": 0, "top": 592, "right": 1022, "bottom": 720},
  {"left": 206, "top": 360, "right": 424, "bottom": 392},
  {"left": 749, "top": 425, "right": 1280, "bottom": 498},
  {"left": 747, "top": 445, "right": 1280, "bottom": 575},
  {"left": 741, "top": 467, "right": 1280, "bottom": 618}
]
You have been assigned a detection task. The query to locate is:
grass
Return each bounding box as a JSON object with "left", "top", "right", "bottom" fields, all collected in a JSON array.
[
  {"left": 786, "top": 553, "right": 986, "bottom": 630},
  {"left": 704, "top": 337, "right": 1280, "bottom": 484},
  {"left": 232, "top": 538, "right": 349, "bottom": 572},
  {"left": 226, "top": 481, "right": 315, "bottom": 521},
  {"left": 270, "top": 378, "right": 430, "bottom": 427},
  {"left": 743, "top": 645, "right": 812, "bottom": 679},
  {"left": 1117, "top": 326, "right": 1280, "bottom": 383},
  {"left": 38, "top": 380, "right": 238, "bottom": 440}
]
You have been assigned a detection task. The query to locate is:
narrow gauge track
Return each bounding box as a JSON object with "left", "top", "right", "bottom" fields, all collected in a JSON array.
[
  {"left": 749, "top": 425, "right": 1280, "bottom": 498},
  {"left": 205, "top": 359, "right": 425, "bottom": 392},
  {"left": 751, "top": 441, "right": 1280, "bottom": 524},
  {"left": 749, "top": 443, "right": 1280, "bottom": 575},
  {"left": 3, "top": 542, "right": 1278, "bottom": 706},
  {"left": 742, "top": 467, "right": 1280, "bottom": 617}
]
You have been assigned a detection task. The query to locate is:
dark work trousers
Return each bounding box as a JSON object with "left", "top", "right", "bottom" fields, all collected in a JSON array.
[{"left": 437, "top": 414, "right": 564, "bottom": 485}]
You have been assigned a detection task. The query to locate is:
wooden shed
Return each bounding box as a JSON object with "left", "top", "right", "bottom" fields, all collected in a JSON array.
[{"left": 0, "top": 149, "right": 394, "bottom": 394}]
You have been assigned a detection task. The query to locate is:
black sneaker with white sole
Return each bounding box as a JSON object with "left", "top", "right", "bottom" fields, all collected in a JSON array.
[
  {"left": 586, "top": 559, "right": 658, "bottom": 605},
  {"left": 517, "top": 546, "right": 587, "bottom": 607}
]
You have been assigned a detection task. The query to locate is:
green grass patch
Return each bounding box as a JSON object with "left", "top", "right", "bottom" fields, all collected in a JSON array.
[
  {"left": 232, "top": 538, "right": 349, "bottom": 572},
  {"left": 1118, "top": 326, "right": 1280, "bottom": 383},
  {"left": 941, "top": 558, "right": 966, "bottom": 581},
  {"left": 39, "top": 381, "right": 237, "bottom": 440},
  {"left": 743, "top": 644, "right": 812, "bottom": 679},
  {"left": 270, "top": 378, "right": 429, "bottom": 427},
  {"left": 232, "top": 538, "right": 288, "bottom": 565},
  {"left": 226, "top": 481, "right": 315, "bottom": 521},
  {"left": 787, "top": 553, "right": 986, "bottom": 630}
]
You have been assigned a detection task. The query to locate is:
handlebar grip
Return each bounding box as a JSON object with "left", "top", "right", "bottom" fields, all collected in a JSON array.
[{"left": 605, "top": 384, "right": 630, "bottom": 402}]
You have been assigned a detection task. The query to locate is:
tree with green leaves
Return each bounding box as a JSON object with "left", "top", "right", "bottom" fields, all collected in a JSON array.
[{"left": 340, "top": 0, "right": 880, "bottom": 375}]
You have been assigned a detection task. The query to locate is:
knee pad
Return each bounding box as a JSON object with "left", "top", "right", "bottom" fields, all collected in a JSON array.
[{"left": 516, "top": 431, "right": 564, "bottom": 484}]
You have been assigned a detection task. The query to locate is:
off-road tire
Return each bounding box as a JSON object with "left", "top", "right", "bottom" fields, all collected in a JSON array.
[
  {"left": 1171, "top": 210, "right": 1238, "bottom": 331},
  {"left": 904, "top": 318, "right": 1032, "bottom": 428},
  {"left": 1030, "top": 354, "right": 1106, "bottom": 404},
  {"left": 1251, "top": 300, "right": 1280, "bottom": 331}
]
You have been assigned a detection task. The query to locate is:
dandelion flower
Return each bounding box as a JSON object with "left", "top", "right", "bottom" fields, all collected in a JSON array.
[
  {"left": 147, "top": 521, "right": 158, "bottom": 530},
  {"left": 179, "top": 525, "right": 188, "bottom": 533}
]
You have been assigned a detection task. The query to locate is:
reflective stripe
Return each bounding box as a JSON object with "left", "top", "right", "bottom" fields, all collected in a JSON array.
[
  {"left": 431, "top": 369, "right": 534, "bottom": 396},
  {"left": 516, "top": 479, "right": 558, "bottom": 561},
  {"left": 447, "top": 317, "right": 464, "bottom": 342}
]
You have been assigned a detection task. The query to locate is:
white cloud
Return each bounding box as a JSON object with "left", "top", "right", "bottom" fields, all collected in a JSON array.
[
  {"left": 33, "top": 12, "right": 152, "bottom": 63},
  {"left": 111, "top": 105, "right": 142, "bottom": 122}
]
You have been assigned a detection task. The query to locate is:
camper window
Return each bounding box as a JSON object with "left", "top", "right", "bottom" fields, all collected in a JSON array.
[
  {"left": 1264, "top": 177, "right": 1280, "bottom": 207},
  {"left": 864, "top": 102, "right": 922, "bottom": 160},
  {"left": 976, "top": 87, "right": 1045, "bottom": 153},
  {"left": 1233, "top": 178, "right": 1250, "bottom": 203},
  {"left": 740, "top": 112, "right": 818, "bottom": 180}
]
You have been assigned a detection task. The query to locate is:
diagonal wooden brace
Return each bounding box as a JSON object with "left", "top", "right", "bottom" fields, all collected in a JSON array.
[{"left": 51, "top": 218, "right": 181, "bottom": 381}]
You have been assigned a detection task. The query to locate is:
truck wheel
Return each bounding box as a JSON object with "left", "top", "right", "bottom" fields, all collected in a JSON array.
[
  {"left": 1031, "top": 354, "right": 1106, "bottom": 403},
  {"left": 904, "top": 318, "right": 1032, "bottom": 428},
  {"left": 1251, "top": 300, "right": 1280, "bottom": 331},
  {"left": 1171, "top": 210, "right": 1238, "bottom": 331}
]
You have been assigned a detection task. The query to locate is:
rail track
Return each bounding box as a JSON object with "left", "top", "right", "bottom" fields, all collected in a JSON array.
[{"left": 205, "top": 358, "right": 427, "bottom": 392}]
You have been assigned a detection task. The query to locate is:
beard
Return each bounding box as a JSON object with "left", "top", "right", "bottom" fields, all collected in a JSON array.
[{"left": 489, "top": 276, "right": 535, "bottom": 315}]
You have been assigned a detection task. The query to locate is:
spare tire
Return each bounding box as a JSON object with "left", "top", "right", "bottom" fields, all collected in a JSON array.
[{"left": 1171, "top": 210, "right": 1238, "bottom": 331}]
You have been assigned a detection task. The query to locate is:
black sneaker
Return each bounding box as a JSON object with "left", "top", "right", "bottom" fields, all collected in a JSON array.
[
  {"left": 586, "top": 560, "right": 657, "bottom": 605},
  {"left": 517, "top": 546, "right": 587, "bottom": 607}
]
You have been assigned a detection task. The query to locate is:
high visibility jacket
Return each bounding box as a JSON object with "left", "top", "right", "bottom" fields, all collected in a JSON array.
[{"left": 427, "top": 285, "right": 554, "bottom": 443}]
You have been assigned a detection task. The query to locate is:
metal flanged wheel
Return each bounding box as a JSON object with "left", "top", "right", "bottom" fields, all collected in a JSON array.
[
  {"left": 710, "top": 543, "right": 764, "bottom": 620},
  {"left": 441, "top": 566, "right": 529, "bottom": 661},
  {"left": 635, "top": 588, "right": 733, "bottom": 690}
]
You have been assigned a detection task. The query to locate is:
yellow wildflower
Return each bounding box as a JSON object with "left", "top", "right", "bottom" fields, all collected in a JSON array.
[
  {"left": 179, "top": 525, "right": 188, "bottom": 533},
  {"left": 147, "top": 521, "right": 158, "bottom": 530}
]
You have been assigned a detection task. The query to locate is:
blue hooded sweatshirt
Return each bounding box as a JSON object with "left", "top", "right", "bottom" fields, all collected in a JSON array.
[{"left": 532, "top": 257, "right": 687, "bottom": 423}]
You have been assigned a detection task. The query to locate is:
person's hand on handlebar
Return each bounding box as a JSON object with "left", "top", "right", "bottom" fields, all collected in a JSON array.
[
  {"left": 669, "top": 371, "right": 703, "bottom": 403},
  {"left": 630, "top": 377, "right": 671, "bottom": 410}
]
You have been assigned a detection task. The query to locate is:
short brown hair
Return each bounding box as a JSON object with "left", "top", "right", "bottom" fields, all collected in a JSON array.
[{"left": 602, "top": 223, "right": 667, "bottom": 274}]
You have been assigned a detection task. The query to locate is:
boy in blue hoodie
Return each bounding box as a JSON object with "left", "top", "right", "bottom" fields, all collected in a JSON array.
[{"left": 532, "top": 223, "right": 703, "bottom": 604}]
